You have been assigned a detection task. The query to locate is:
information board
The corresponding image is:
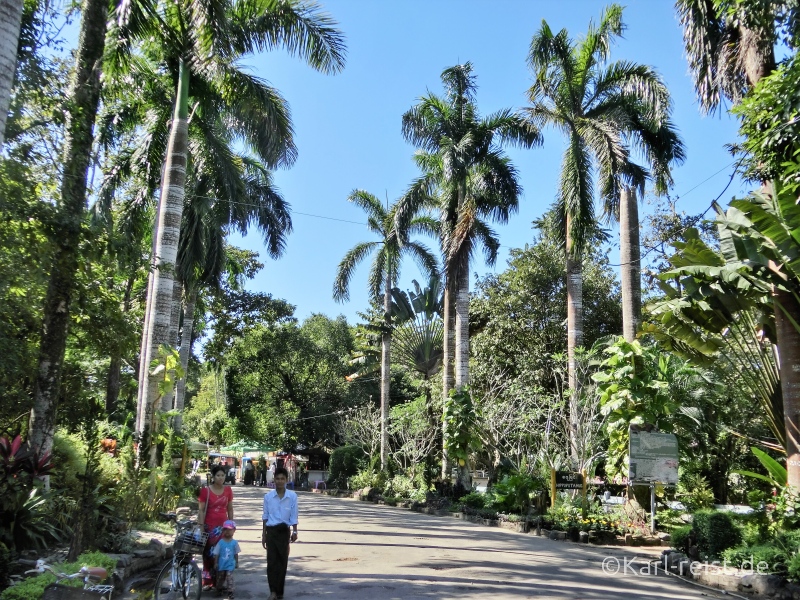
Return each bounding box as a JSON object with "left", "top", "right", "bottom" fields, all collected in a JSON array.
[
  {"left": 554, "top": 471, "right": 584, "bottom": 490},
  {"left": 628, "top": 430, "right": 679, "bottom": 484}
]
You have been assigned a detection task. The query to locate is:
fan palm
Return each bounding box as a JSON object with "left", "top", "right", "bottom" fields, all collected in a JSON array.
[
  {"left": 104, "top": 0, "right": 345, "bottom": 453},
  {"left": 525, "top": 4, "right": 682, "bottom": 462},
  {"left": 333, "top": 190, "right": 438, "bottom": 469},
  {"left": 400, "top": 63, "right": 540, "bottom": 482}
]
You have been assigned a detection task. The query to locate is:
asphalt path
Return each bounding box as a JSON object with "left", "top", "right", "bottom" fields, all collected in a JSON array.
[{"left": 215, "top": 485, "right": 728, "bottom": 600}]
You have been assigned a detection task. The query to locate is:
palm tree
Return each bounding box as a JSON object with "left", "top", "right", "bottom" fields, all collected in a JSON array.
[
  {"left": 403, "top": 64, "right": 539, "bottom": 392},
  {"left": 400, "top": 62, "right": 540, "bottom": 484},
  {"left": 171, "top": 160, "right": 292, "bottom": 427},
  {"left": 28, "top": 0, "right": 109, "bottom": 458},
  {"left": 676, "top": 0, "right": 776, "bottom": 115},
  {"left": 333, "top": 190, "right": 438, "bottom": 470},
  {"left": 0, "top": 0, "right": 23, "bottom": 147},
  {"left": 105, "top": 0, "right": 346, "bottom": 458},
  {"left": 525, "top": 4, "right": 682, "bottom": 461},
  {"left": 391, "top": 278, "right": 444, "bottom": 428},
  {"left": 675, "top": 1, "right": 800, "bottom": 484}
]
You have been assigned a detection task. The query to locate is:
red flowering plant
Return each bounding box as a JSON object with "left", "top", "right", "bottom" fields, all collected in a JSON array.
[{"left": 0, "top": 432, "right": 54, "bottom": 551}]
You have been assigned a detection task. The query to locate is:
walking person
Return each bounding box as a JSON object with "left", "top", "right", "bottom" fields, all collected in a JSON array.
[
  {"left": 199, "top": 465, "right": 235, "bottom": 590},
  {"left": 212, "top": 520, "right": 240, "bottom": 599},
  {"left": 262, "top": 467, "right": 298, "bottom": 600}
]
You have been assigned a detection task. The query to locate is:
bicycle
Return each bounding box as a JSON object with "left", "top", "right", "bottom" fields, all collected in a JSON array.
[
  {"left": 20, "top": 558, "right": 114, "bottom": 600},
  {"left": 154, "top": 512, "right": 207, "bottom": 600}
]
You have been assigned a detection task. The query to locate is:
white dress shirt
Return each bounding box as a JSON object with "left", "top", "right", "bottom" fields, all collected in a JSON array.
[{"left": 262, "top": 489, "right": 298, "bottom": 526}]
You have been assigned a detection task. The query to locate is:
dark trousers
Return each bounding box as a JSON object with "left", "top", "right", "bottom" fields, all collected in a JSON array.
[{"left": 266, "top": 525, "right": 291, "bottom": 596}]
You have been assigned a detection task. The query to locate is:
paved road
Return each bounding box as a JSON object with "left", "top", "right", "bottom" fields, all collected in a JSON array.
[{"left": 215, "top": 485, "right": 727, "bottom": 600}]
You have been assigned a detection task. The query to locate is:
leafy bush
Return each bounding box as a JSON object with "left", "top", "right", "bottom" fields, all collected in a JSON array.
[
  {"left": 489, "top": 472, "right": 541, "bottom": 515},
  {"left": 383, "top": 474, "right": 426, "bottom": 502},
  {"left": 721, "top": 543, "right": 788, "bottom": 574},
  {"left": 677, "top": 471, "right": 715, "bottom": 512},
  {"left": 655, "top": 508, "right": 686, "bottom": 533},
  {"left": 328, "top": 445, "right": 363, "bottom": 489},
  {"left": 692, "top": 510, "right": 742, "bottom": 559},
  {"left": 731, "top": 511, "right": 769, "bottom": 546},
  {"left": 670, "top": 525, "right": 693, "bottom": 553},
  {"left": 349, "top": 468, "right": 386, "bottom": 491},
  {"left": 0, "top": 551, "right": 116, "bottom": 600},
  {"left": 460, "top": 492, "right": 487, "bottom": 509},
  {"left": 788, "top": 552, "right": 800, "bottom": 581}
]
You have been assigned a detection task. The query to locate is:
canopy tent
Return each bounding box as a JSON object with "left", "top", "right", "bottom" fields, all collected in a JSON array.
[{"left": 219, "top": 440, "right": 276, "bottom": 454}]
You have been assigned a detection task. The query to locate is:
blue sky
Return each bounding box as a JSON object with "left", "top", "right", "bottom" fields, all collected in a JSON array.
[{"left": 230, "top": 0, "right": 749, "bottom": 324}]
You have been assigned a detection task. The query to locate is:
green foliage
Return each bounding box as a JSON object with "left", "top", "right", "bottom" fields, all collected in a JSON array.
[
  {"left": 328, "top": 446, "right": 363, "bottom": 489},
  {"left": 348, "top": 468, "right": 385, "bottom": 491},
  {"left": 734, "top": 56, "right": 800, "bottom": 183},
  {"left": 692, "top": 510, "right": 743, "bottom": 559},
  {"left": 459, "top": 492, "right": 487, "bottom": 509},
  {"left": 383, "top": 474, "right": 426, "bottom": 502},
  {"left": 734, "top": 447, "right": 787, "bottom": 488},
  {"left": 722, "top": 543, "right": 789, "bottom": 574},
  {"left": 789, "top": 551, "right": 800, "bottom": 581},
  {"left": 225, "top": 314, "right": 376, "bottom": 448},
  {"left": 489, "top": 472, "right": 542, "bottom": 515},
  {"left": 671, "top": 525, "right": 693, "bottom": 553},
  {"left": 655, "top": 508, "right": 687, "bottom": 533},
  {"left": 0, "top": 433, "right": 58, "bottom": 552},
  {"left": 471, "top": 224, "right": 622, "bottom": 397},
  {"left": 443, "top": 388, "right": 481, "bottom": 466},
  {"left": 0, "top": 551, "right": 116, "bottom": 600},
  {"left": 594, "top": 339, "right": 709, "bottom": 480},
  {"left": 677, "top": 471, "right": 715, "bottom": 512}
]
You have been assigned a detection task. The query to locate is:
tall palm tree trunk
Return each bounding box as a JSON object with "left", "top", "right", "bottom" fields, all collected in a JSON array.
[
  {"left": 775, "top": 290, "right": 800, "bottom": 486},
  {"left": 135, "top": 210, "right": 161, "bottom": 433},
  {"left": 566, "top": 225, "right": 583, "bottom": 466},
  {"left": 454, "top": 260, "right": 470, "bottom": 389},
  {"left": 28, "top": 0, "right": 107, "bottom": 457},
  {"left": 136, "top": 59, "right": 190, "bottom": 466},
  {"left": 0, "top": 0, "right": 23, "bottom": 148},
  {"left": 173, "top": 287, "right": 197, "bottom": 432},
  {"left": 160, "top": 276, "right": 183, "bottom": 411},
  {"left": 441, "top": 274, "right": 456, "bottom": 479},
  {"left": 380, "top": 272, "right": 391, "bottom": 470},
  {"left": 454, "top": 258, "right": 471, "bottom": 490},
  {"left": 620, "top": 187, "right": 641, "bottom": 342}
]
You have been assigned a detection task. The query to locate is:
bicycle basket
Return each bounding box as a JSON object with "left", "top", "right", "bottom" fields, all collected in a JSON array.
[
  {"left": 173, "top": 527, "right": 208, "bottom": 554},
  {"left": 42, "top": 583, "right": 110, "bottom": 599}
]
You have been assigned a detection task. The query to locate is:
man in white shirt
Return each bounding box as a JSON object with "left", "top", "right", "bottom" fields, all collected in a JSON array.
[{"left": 262, "top": 467, "right": 298, "bottom": 600}]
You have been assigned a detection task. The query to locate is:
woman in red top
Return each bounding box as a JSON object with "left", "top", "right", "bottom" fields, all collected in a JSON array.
[{"left": 198, "top": 465, "right": 234, "bottom": 589}]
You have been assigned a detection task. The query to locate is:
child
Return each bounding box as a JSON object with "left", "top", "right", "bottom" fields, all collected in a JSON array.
[{"left": 212, "top": 520, "right": 241, "bottom": 598}]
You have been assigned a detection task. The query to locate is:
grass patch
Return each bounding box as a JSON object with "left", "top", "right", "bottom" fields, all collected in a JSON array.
[{"left": 135, "top": 521, "right": 174, "bottom": 535}]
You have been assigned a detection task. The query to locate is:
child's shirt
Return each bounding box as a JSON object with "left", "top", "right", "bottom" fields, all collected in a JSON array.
[{"left": 212, "top": 538, "right": 241, "bottom": 571}]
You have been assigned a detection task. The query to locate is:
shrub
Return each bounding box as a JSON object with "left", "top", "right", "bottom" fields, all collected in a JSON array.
[
  {"left": 788, "top": 552, "right": 800, "bottom": 581},
  {"left": 671, "top": 525, "right": 693, "bottom": 553},
  {"left": 692, "top": 510, "right": 742, "bottom": 559},
  {"left": 349, "top": 468, "right": 387, "bottom": 491},
  {"left": 489, "top": 472, "right": 541, "bottom": 515},
  {"left": 460, "top": 492, "right": 486, "bottom": 509},
  {"left": 383, "top": 474, "right": 427, "bottom": 502},
  {"left": 722, "top": 543, "right": 788, "bottom": 574},
  {"left": 327, "top": 445, "right": 363, "bottom": 489},
  {"left": 677, "top": 471, "right": 715, "bottom": 512}
]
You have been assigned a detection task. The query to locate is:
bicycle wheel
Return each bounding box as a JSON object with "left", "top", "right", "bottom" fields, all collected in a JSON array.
[
  {"left": 179, "top": 561, "right": 202, "bottom": 600},
  {"left": 154, "top": 558, "right": 202, "bottom": 600}
]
